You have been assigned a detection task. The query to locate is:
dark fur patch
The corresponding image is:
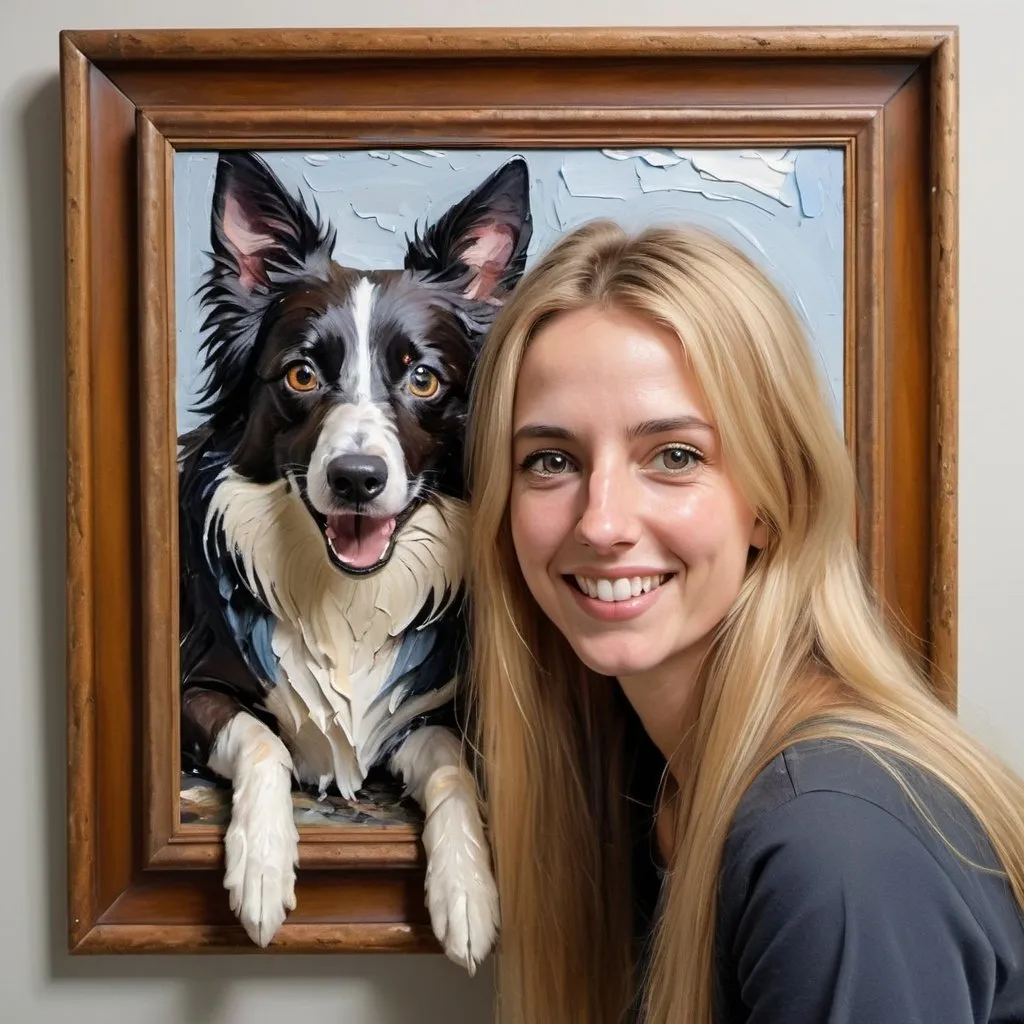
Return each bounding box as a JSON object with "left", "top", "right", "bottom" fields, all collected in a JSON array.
[{"left": 178, "top": 150, "right": 532, "bottom": 779}]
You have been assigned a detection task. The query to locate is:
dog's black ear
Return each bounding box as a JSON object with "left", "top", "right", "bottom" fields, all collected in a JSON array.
[
  {"left": 191, "top": 153, "right": 335, "bottom": 421},
  {"left": 210, "top": 152, "right": 334, "bottom": 292},
  {"left": 404, "top": 156, "right": 532, "bottom": 304}
]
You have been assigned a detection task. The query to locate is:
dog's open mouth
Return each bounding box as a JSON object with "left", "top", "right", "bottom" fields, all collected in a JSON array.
[
  {"left": 295, "top": 477, "right": 420, "bottom": 577},
  {"left": 325, "top": 513, "right": 397, "bottom": 571},
  {"left": 298, "top": 493, "right": 421, "bottom": 577}
]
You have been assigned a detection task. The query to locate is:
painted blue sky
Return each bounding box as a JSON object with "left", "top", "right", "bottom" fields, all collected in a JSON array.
[{"left": 173, "top": 147, "right": 844, "bottom": 435}]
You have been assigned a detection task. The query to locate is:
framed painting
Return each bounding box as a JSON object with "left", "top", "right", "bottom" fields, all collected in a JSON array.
[{"left": 61, "top": 26, "right": 958, "bottom": 955}]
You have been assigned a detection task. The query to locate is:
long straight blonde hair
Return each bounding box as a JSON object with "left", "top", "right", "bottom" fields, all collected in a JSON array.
[{"left": 465, "top": 219, "right": 1024, "bottom": 1024}]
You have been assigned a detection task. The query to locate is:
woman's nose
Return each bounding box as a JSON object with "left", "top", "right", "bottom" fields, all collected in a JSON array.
[{"left": 574, "top": 466, "right": 641, "bottom": 552}]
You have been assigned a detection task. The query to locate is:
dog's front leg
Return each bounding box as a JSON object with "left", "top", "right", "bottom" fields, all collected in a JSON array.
[
  {"left": 389, "top": 724, "right": 499, "bottom": 974},
  {"left": 203, "top": 706, "right": 300, "bottom": 947}
]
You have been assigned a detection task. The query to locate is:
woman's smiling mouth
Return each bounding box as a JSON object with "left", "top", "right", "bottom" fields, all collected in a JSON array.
[
  {"left": 569, "top": 573, "right": 672, "bottom": 601},
  {"left": 563, "top": 571, "right": 676, "bottom": 620}
]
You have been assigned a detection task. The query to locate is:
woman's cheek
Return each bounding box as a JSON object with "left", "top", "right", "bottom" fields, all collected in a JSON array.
[
  {"left": 510, "top": 491, "right": 549, "bottom": 565},
  {"left": 514, "top": 484, "right": 556, "bottom": 533}
]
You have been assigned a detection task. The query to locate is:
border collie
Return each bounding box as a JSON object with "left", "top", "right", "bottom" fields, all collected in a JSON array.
[{"left": 177, "top": 150, "right": 531, "bottom": 970}]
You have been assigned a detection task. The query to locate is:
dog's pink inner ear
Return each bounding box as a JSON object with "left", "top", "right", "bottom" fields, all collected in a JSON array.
[
  {"left": 460, "top": 222, "right": 515, "bottom": 303},
  {"left": 223, "top": 194, "right": 277, "bottom": 291}
]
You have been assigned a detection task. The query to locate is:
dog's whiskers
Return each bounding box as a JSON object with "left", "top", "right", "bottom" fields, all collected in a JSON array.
[{"left": 417, "top": 484, "right": 450, "bottom": 505}]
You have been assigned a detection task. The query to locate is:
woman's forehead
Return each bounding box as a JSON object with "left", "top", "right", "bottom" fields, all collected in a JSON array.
[{"left": 513, "top": 307, "right": 710, "bottom": 427}]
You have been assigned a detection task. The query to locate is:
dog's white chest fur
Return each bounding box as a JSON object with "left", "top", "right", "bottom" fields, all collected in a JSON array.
[{"left": 205, "top": 470, "right": 465, "bottom": 797}]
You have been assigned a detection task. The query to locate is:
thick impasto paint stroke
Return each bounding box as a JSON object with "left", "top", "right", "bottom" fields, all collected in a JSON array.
[{"left": 174, "top": 147, "right": 844, "bottom": 436}]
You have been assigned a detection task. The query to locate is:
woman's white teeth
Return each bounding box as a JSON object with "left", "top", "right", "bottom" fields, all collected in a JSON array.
[{"left": 573, "top": 574, "right": 667, "bottom": 602}]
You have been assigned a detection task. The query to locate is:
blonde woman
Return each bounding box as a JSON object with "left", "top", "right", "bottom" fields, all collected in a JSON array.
[{"left": 464, "top": 220, "right": 1024, "bottom": 1023}]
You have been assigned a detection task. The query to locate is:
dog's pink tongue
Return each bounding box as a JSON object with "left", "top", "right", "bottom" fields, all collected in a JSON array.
[{"left": 326, "top": 514, "right": 396, "bottom": 568}]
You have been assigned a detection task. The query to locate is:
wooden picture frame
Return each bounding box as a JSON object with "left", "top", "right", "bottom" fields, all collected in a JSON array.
[{"left": 61, "top": 26, "right": 958, "bottom": 954}]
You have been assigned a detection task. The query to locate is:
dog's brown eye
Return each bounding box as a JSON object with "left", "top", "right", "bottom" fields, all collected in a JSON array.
[
  {"left": 285, "top": 363, "right": 319, "bottom": 392},
  {"left": 408, "top": 365, "right": 439, "bottom": 399}
]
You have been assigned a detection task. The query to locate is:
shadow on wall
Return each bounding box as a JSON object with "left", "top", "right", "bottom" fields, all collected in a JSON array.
[{"left": 23, "top": 73, "right": 493, "bottom": 1024}]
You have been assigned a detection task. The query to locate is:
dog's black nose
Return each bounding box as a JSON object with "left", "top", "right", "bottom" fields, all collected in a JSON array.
[{"left": 326, "top": 454, "right": 388, "bottom": 503}]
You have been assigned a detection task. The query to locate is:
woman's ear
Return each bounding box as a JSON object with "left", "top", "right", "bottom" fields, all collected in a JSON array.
[{"left": 750, "top": 517, "right": 768, "bottom": 551}]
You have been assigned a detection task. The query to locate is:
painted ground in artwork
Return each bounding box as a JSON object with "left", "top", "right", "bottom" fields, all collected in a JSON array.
[{"left": 179, "top": 771, "right": 424, "bottom": 828}]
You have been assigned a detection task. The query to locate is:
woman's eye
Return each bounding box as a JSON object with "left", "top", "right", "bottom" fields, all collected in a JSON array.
[
  {"left": 408, "top": 365, "right": 440, "bottom": 399},
  {"left": 285, "top": 363, "right": 319, "bottom": 393},
  {"left": 522, "top": 451, "right": 574, "bottom": 476},
  {"left": 653, "top": 445, "right": 702, "bottom": 472}
]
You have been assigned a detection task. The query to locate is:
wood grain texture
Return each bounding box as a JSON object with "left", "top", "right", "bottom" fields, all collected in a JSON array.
[
  {"left": 99, "top": 870, "right": 431, "bottom": 927},
  {"left": 930, "top": 33, "right": 959, "bottom": 708},
  {"left": 61, "top": 26, "right": 959, "bottom": 953},
  {"left": 138, "top": 115, "right": 178, "bottom": 867},
  {"left": 143, "top": 105, "right": 880, "bottom": 148},
  {"left": 884, "top": 70, "right": 931, "bottom": 665},
  {"left": 149, "top": 831, "right": 423, "bottom": 869},
  {"left": 107, "top": 58, "right": 916, "bottom": 112},
  {"left": 62, "top": 26, "right": 956, "bottom": 61},
  {"left": 850, "top": 114, "right": 884, "bottom": 601},
  {"left": 88, "top": 66, "right": 139, "bottom": 921},
  {"left": 62, "top": 31, "right": 95, "bottom": 951},
  {"left": 73, "top": 924, "right": 436, "bottom": 954}
]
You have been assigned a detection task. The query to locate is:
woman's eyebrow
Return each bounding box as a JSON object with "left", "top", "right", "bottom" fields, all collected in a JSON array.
[
  {"left": 626, "top": 416, "right": 715, "bottom": 438},
  {"left": 512, "top": 424, "right": 576, "bottom": 444},
  {"left": 512, "top": 417, "right": 715, "bottom": 445}
]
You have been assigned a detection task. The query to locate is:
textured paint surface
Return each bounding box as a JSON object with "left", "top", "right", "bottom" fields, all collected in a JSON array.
[{"left": 174, "top": 147, "right": 844, "bottom": 434}]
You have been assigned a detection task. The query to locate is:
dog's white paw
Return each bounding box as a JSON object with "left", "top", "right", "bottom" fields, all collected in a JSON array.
[
  {"left": 421, "top": 770, "right": 500, "bottom": 975},
  {"left": 213, "top": 718, "right": 300, "bottom": 948},
  {"left": 223, "top": 776, "right": 299, "bottom": 947}
]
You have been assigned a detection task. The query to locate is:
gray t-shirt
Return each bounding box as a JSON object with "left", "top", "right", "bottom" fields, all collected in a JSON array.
[{"left": 707, "top": 738, "right": 1024, "bottom": 1022}]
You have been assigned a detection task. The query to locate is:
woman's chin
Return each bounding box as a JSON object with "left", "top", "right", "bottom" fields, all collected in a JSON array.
[{"left": 569, "top": 638, "right": 663, "bottom": 681}]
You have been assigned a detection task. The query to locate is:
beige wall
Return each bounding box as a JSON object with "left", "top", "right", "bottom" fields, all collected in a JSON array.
[{"left": 2, "top": 1, "right": 1021, "bottom": 1020}]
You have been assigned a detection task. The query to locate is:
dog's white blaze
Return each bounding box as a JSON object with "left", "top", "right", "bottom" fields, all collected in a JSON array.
[
  {"left": 304, "top": 277, "right": 409, "bottom": 517},
  {"left": 351, "top": 276, "right": 376, "bottom": 401},
  {"left": 205, "top": 470, "right": 465, "bottom": 796},
  {"left": 306, "top": 401, "right": 410, "bottom": 515}
]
